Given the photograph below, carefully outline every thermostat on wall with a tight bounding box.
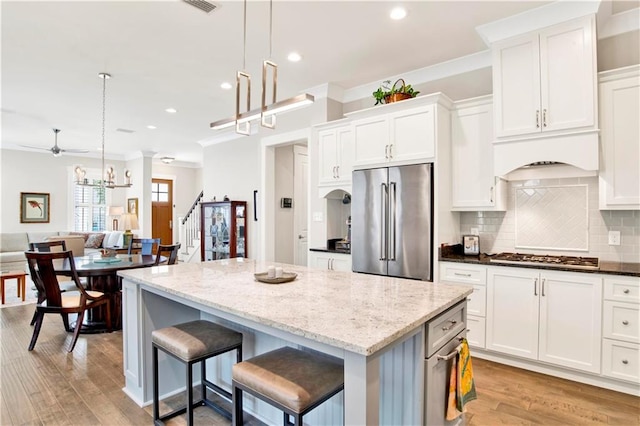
[281,198,292,208]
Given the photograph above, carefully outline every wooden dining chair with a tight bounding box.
[27,240,82,329]
[25,250,112,352]
[154,243,182,266]
[127,238,161,255]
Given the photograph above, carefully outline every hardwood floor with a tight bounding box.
[1,303,638,425]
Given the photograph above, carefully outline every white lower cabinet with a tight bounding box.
[602,276,640,383]
[439,262,487,349]
[308,251,352,272]
[487,266,602,373]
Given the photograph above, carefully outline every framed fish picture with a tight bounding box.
[20,192,50,223]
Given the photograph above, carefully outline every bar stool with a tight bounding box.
[152,320,242,425]
[232,346,344,425]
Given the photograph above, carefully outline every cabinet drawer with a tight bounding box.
[440,263,486,285]
[604,301,639,343]
[467,285,486,317]
[602,339,640,383]
[604,277,640,304]
[466,315,486,349]
[425,302,466,358]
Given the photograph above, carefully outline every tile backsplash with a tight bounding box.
[459,176,640,263]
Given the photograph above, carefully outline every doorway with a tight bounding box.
[151,178,173,244]
[293,145,308,265]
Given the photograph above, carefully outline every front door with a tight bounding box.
[152,178,173,244]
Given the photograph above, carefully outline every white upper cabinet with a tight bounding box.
[451,97,506,211]
[598,65,640,210]
[493,15,596,139]
[349,96,447,169]
[388,105,435,163]
[318,124,354,187]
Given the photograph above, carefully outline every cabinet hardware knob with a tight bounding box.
[541,278,546,297]
[543,109,547,127]
[536,110,540,128]
[534,278,538,296]
[454,272,472,277]
[623,289,630,294]
[490,186,494,203]
[389,144,393,158]
[384,145,389,159]
[622,359,629,365]
[336,165,340,178]
[622,320,629,325]
[467,298,472,301]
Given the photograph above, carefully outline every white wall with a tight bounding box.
[0,149,202,241]
[0,149,127,233]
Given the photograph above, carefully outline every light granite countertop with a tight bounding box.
[118,258,472,356]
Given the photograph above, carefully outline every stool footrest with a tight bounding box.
[204,379,232,401]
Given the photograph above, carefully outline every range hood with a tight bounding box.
[493,130,599,177]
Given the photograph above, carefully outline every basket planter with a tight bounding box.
[374,78,419,105]
[385,92,413,103]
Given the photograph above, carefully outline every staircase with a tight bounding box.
[178,190,203,263]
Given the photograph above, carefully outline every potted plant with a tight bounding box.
[373,78,420,105]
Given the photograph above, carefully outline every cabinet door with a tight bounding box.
[389,105,435,162]
[336,127,354,183]
[318,129,339,185]
[331,254,352,272]
[308,252,330,270]
[451,102,501,209]
[539,16,595,133]
[493,33,541,138]
[599,70,640,209]
[353,116,388,167]
[486,267,539,359]
[538,272,602,373]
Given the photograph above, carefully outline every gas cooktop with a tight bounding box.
[488,252,600,270]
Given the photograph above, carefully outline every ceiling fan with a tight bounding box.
[21,128,89,157]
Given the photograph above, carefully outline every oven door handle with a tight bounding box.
[435,336,466,362]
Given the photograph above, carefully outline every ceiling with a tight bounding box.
[2,0,564,167]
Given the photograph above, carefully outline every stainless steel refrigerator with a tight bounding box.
[352,163,433,281]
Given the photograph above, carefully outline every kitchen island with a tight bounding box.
[118,258,472,425]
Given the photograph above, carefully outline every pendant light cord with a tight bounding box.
[242,0,247,70]
[101,74,106,188]
[269,0,273,59]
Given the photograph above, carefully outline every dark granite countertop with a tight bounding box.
[439,244,640,278]
[310,247,351,255]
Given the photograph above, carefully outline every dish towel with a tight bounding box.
[446,338,478,421]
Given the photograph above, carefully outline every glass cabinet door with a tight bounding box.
[201,201,247,261]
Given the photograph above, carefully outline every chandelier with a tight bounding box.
[75,72,132,189]
[210,0,314,134]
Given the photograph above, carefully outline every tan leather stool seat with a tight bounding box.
[152,320,243,425]
[152,320,242,361]
[232,346,343,424]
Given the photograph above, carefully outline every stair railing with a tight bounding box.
[180,190,204,255]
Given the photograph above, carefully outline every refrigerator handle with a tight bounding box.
[380,183,388,261]
[389,181,396,261]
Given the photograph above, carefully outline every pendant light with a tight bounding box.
[210,0,314,134]
[75,73,132,189]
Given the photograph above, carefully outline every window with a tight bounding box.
[74,179,106,232]
[152,181,169,202]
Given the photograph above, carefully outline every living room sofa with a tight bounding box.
[0,231,124,271]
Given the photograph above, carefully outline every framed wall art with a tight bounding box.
[20,192,50,223]
[127,197,138,217]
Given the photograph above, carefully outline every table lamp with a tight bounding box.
[120,213,139,249]
[108,206,124,231]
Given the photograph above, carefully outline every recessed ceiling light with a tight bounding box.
[287,52,302,62]
[220,82,232,90]
[165,108,177,113]
[147,125,157,129]
[390,7,407,20]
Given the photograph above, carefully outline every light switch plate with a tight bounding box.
[608,231,621,246]
[312,212,323,222]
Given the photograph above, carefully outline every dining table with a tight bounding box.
[55,253,163,332]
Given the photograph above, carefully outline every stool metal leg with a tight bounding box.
[201,360,207,404]
[232,383,243,426]
[187,361,194,425]
[153,345,160,423]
